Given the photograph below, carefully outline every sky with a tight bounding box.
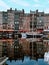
[0,0,49,13]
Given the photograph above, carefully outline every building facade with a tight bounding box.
[0,9,49,33]
[44,14,49,29]
[21,14,30,32]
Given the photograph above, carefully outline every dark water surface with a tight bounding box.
[1,38,49,65]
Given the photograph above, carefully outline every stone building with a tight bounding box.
[22,13,30,32]
[0,9,49,33]
[44,14,49,29]
[0,12,3,30]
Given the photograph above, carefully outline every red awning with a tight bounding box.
[19,30,23,32]
[19,30,27,32]
[37,29,43,32]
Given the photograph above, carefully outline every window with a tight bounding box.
[15,21,19,24]
[3,24,7,29]
[14,13,19,19]
[33,21,37,28]
[30,22,32,28]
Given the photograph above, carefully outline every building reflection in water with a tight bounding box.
[0,38,49,62]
